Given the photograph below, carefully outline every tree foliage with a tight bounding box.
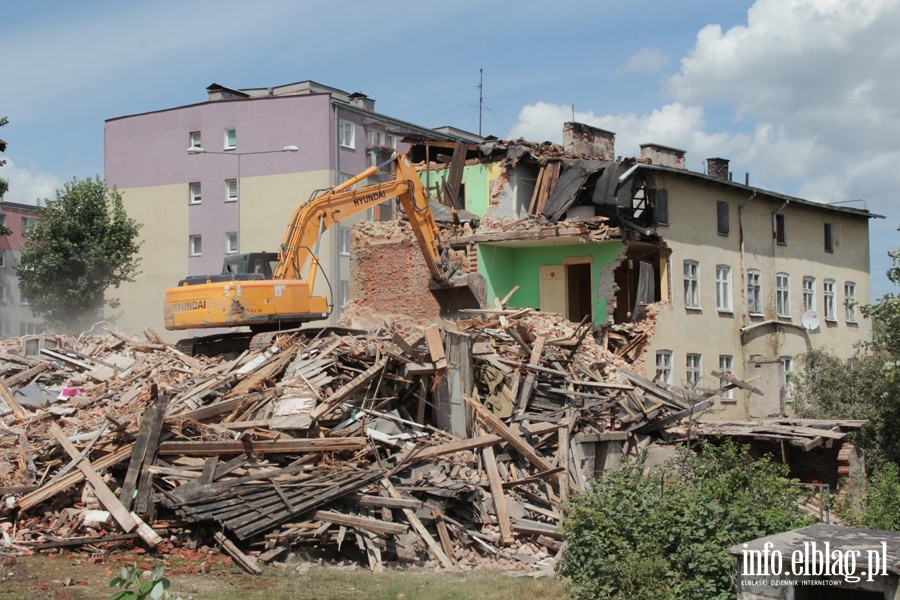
[0,116,10,235]
[16,176,142,331]
[861,234,900,356]
[559,441,813,600]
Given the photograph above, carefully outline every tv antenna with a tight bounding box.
[478,67,483,137]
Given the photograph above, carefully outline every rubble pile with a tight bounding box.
[0,313,702,573]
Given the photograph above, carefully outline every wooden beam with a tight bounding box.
[381,478,454,569]
[0,379,27,420]
[157,437,367,456]
[482,443,514,545]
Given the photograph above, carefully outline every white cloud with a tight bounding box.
[1,159,62,206]
[626,48,669,74]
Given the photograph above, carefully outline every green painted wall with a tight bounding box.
[418,164,493,217]
[479,241,625,324]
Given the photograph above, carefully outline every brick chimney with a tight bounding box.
[563,122,615,160]
[640,143,687,169]
[706,157,731,181]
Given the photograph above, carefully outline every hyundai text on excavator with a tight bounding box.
[163,153,485,353]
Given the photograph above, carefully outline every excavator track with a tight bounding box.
[176,326,368,357]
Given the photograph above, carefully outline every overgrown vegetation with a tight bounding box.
[558,441,814,600]
[16,175,142,331]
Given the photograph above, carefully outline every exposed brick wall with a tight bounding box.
[563,122,615,160]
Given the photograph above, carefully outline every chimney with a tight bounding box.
[706,157,731,181]
[348,92,375,111]
[640,143,687,170]
[563,122,615,160]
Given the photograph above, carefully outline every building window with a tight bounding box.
[0,249,5,268]
[747,269,762,314]
[226,179,238,202]
[20,322,44,336]
[824,222,834,253]
[716,201,729,236]
[654,189,668,225]
[190,131,201,149]
[655,350,673,386]
[189,182,201,204]
[802,276,816,312]
[824,279,836,321]
[339,120,355,149]
[387,134,398,148]
[719,355,734,401]
[845,281,857,323]
[340,280,350,308]
[226,232,238,254]
[21,294,29,306]
[0,285,5,304]
[686,353,702,388]
[683,260,700,309]
[715,265,732,313]
[189,235,202,256]
[340,227,351,256]
[776,272,791,317]
[774,213,786,245]
[224,128,236,150]
[0,214,6,230]
[782,357,794,402]
[21,217,38,235]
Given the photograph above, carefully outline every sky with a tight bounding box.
[1,0,898,298]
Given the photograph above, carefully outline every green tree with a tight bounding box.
[0,116,10,235]
[861,233,900,356]
[17,176,142,331]
[559,441,812,600]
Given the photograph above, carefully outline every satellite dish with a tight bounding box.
[801,310,821,331]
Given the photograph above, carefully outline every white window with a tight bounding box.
[782,357,794,402]
[190,131,201,149]
[776,273,791,317]
[226,179,238,202]
[824,279,836,321]
[802,276,816,313]
[367,129,384,147]
[226,232,238,254]
[339,120,355,149]
[340,227,351,256]
[747,269,762,314]
[340,280,350,308]
[0,249,5,268]
[189,235,202,256]
[715,265,732,313]
[719,355,734,401]
[655,351,673,385]
[683,260,700,309]
[189,182,201,204]
[686,354,702,388]
[387,134,398,148]
[845,282,857,323]
[224,128,236,150]
[21,217,38,235]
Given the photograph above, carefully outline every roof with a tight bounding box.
[635,163,884,220]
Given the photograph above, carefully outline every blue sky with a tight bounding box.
[2,0,898,297]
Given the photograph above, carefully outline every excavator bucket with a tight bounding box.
[429,272,487,319]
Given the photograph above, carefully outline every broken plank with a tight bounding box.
[310,358,389,421]
[157,437,367,456]
[214,532,260,575]
[381,478,454,569]
[0,379,27,420]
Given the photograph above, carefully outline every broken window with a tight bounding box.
[715,265,732,313]
[747,269,762,314]
[802,276,815,312]
[824,279,836,321]
[716,201,729,235]
[686,353,702,388]
[224,127,236,150]
[776,273,791,317]
[655,351,673,386]
[773,213,786,245]
[654,189,669,225]
[844,281,857,323]
[719,355,734,400]
[683,260,700,309]
[824,222,834,252]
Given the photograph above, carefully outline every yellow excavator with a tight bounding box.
[164,153,485,352]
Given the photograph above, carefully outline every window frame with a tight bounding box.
[225,232,238,255]
[189,235,202,257]
[774,213,786,245]
[844,281,857,323]
[0,249,5,269]
[189,182,201,205]
[776,272,791,318]
[683,259,700,310]
[718,355,734,401]
[715,264,732,313]
[747,269,762,315]
[224,128,236,150]
[0,285,5,304]
[654,189,669,225]
[340,227,351,256]
[686,353,702,388]
[782,356,794,402]
[226,179,238,203]
[824,222,834,253]
[339,119,355,149]
[340,280,350,308]
[655,350,673,386]
[823,279,836,321]
[190,131,201,149]
[802,276,816,313]
[716,201,729,236]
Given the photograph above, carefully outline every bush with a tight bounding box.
[558,441,813,600]
[837,463,900,531]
